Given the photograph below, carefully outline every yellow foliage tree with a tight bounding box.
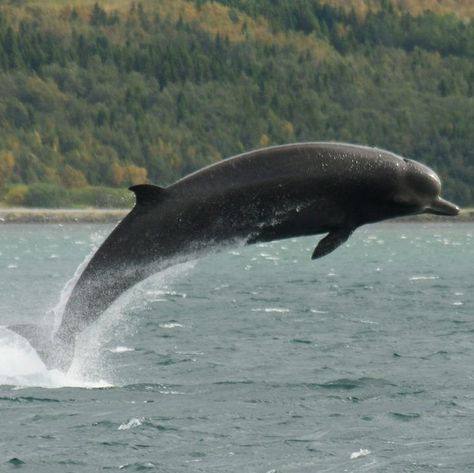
[62,165,88,188]
[123,165,148,185]
[111,162,125,186]
[281,121,294,138]
[4,185,28,206]
[111,162,148,186]
[259,133,270,147]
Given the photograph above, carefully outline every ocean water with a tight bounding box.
[0,222,473,472]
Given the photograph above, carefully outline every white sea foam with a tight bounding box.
[158,389,185,395]
[409,275,439,281]
[264,255,280,260]
[108,346,135,353]
[176,350,204,356]
[350,448,371,459]
[159,323,184,329]
[146,288,186,299]
[118,417,144,430]
[252,307,290,313]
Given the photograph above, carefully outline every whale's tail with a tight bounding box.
[7,324,74,372]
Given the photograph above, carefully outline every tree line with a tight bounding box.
[0,0,473,207]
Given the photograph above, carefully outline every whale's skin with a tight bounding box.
[9,143,459,370]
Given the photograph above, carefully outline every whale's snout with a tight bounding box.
[426,197,460,216]
[403,159,459,217]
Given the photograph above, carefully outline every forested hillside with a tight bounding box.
[322,0,474,19]
[0,0,473,207]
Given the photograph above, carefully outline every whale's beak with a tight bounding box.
[426,197,460,216]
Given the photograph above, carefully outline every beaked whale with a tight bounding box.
[8,142,459,371]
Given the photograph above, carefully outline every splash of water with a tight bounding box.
[0,260,196,388]
[0,327,111,388]
[68,261,197,383]
[0,233,106,388]
[50,235,102,331]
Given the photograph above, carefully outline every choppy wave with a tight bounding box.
[108,346,135,353]
[409,275,439,281]
[118,417,144,430]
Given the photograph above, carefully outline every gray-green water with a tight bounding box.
[0,222,473,472]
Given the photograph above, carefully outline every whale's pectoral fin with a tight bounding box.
[129,184,166,206]
[311,228,354,260]
[8,324,74,372]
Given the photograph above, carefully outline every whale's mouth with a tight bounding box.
[426,197,460,216]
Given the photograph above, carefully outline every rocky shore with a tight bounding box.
[0,207,473,224]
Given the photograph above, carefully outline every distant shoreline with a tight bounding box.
[0,207,473,224]
[0,208,129,224]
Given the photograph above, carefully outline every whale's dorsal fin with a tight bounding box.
[129,184,166,206]
[312,227,354,260]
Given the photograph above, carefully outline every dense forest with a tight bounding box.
[0,0,473,207]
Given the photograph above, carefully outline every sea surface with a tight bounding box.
[0,222,473,472]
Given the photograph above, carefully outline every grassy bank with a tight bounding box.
[1,184,134,209]
[0,207,128,223]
